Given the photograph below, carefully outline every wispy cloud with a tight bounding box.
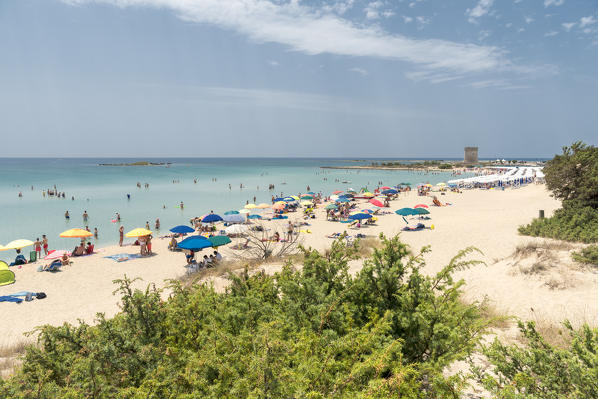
[580,16,597,28]
[466,0,494,24]
[544,0,564,7]
[544,30,559,37]
[562,22,576,32]
[348,67,369,76]
[267,60,280,67]
[364,1,394,20]
[63,0,514,79]
[467,79,530,90]
[524,16,534,24]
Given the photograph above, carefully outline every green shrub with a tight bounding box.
[572,245,598,266]
[475,321,598,398]
[518,205,598,243]
[438,164,453,169]
[0,235,488,398]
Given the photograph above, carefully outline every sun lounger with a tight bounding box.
[0,261,16,286]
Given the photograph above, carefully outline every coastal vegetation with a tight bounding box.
[519,142,598,243]
[369,160,458,169]
[98,161,171,166]
[0,236,490,397]
[572,245,598,266]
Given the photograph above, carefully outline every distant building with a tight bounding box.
[464,147,478,164]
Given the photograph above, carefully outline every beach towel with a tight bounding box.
[0,296,23,303]
[104,253,142,262]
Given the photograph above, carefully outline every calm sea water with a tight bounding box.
[0,158,465,261]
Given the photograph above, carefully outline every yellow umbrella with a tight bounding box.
[239,209,251,214]
[363,192,375,197]
[257,203,271,209]
[300,200,313,206]
[244,203,257,209]
[436,182,446,187]
[4,239,34,250]
[125,228,152,238]
[290,195,300,201]
[60,228,93,238]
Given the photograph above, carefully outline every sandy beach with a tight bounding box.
[5,183,596,349]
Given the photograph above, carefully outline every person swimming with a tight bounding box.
[65,210,70,219]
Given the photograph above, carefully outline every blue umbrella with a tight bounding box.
[202,214,223,223]
[339,193,353,198]
[224,210,239,215]
[395,208,418,216]
[248,214,262,219]
[177,236,212,251]
[307,191,315,195]
[283,197,295,202]
[169,225,195,234]
[382,189,398,195]
[336,198,350,203]
[413,208,430,215]
[273,197,285,202]
[348,213,372,220]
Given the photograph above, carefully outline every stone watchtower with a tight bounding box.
[464,147,478,164]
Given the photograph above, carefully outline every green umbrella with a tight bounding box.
[413,208,430,215]
[208,236,232,247]
[325,204,338,210]
[395,208,418,216]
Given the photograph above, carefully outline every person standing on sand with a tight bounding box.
[119,226,124,246]
[42,235,48,255]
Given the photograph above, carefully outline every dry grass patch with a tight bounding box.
[0,341,28,378]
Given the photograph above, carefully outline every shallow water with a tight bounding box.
[0,158,464,262]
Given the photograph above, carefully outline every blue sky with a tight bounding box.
[1,0,596,158]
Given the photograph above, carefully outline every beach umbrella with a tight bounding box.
[273,197,285,202]
[413,208,430,215]
[325,204,338,210]
[363,192,375,198]
[332,190,343,195]
[300,200,313,206]
[361,209,374,214]
[2,239,34,250]
[225,224,249,235]
[300,195,313,200]
[380,186,390,190]
[369,199,384,207]
[178,235,212,251]
[169,225,195,234]
[248,214,262,219]
[208,235,232,247]
[330,194,339,200]
[272,202,286,210]
[400,182,411,186]
[307,192,315,195]
[395,208,417,216]
[223,214,246,223]
[290,195,300,200]
[340,193,354,198]
[44,250,71,260]
[414,204,429,209]
[244,203,257,209]
[60,228,93,238]
[347,188,356,193]
[348,213,372,221]
[257,203,271,209]
[425,184,433,187]
[202,214,223,223]
[239,209,251,214]
[382,189,398,195]
[125,228,153,238]
[224,210,240,215]
[283,197,295,202]
[436,182,447,187]
[336,198,349,203]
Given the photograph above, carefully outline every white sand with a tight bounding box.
[4,183,595,348]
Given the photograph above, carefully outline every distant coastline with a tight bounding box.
[98,161,172,166]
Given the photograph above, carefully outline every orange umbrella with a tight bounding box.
[272,202,286,210]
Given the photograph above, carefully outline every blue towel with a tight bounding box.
[0,296,23,303]
[104,253,142,262]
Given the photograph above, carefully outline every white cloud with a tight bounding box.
[466,0,494,24]
[467,79,530,90]
[478,30,491,41]
[544,30,558,37]
[524,16,534,24]
[580,16,597,28]
[544,0,564,7]
[406,70,463,84]
[505,22,513,28]
[322,0,355,15]
[402,15,413,23]
[268,60,280,67]
[62,0,550,84]
[562,22,576,32]
[349,67,369,76]
[364,1,394,20]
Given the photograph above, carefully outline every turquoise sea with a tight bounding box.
[0,158,464,262]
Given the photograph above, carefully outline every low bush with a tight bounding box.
[0,235,488,398]
[518,205,598,243]
[572,245,598,266]
[475,321,598,398]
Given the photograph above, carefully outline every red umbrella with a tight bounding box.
[380,186,391,190]
[44,250,71,260]
[414,204,429,209]
[332,190,343,194]
[369,199,384,207]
